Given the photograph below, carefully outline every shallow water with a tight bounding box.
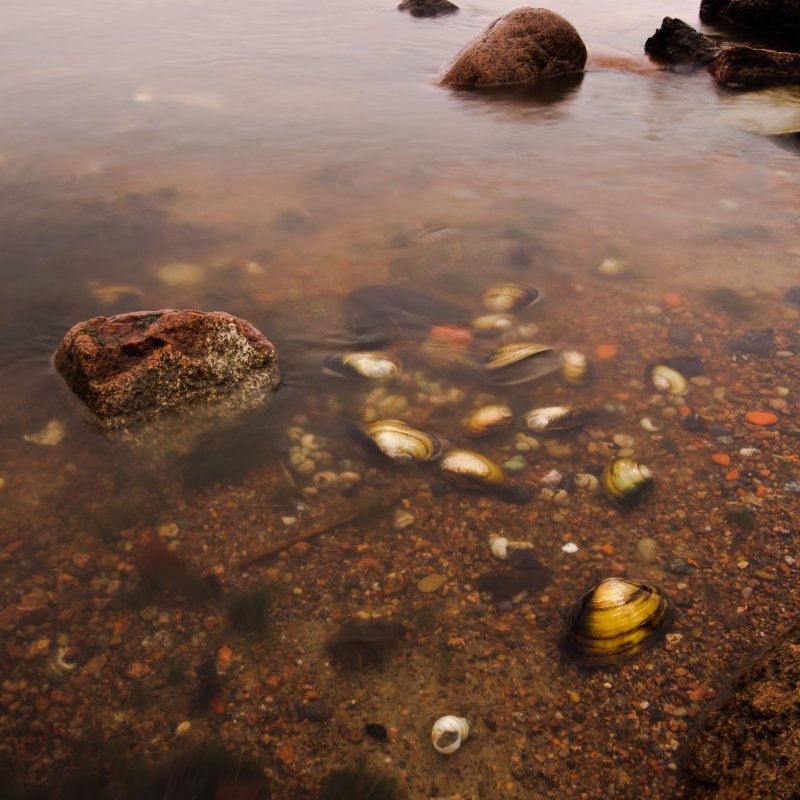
[1,1,799,797]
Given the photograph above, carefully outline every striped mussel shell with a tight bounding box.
[323,351,402,380]
[481,283,543,314]
[601,457,654,507]
[561,577,672,667]
[483,342,562,386]
[358,419,441,462]
[440,449,506,488]
[645,364,688,395]
[517,406,597,433]
[463,404,514,437]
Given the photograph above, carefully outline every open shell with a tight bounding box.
[646,364,688,395]
[561,577,672,666]
[601,457,654,507]
[431,715,471,755]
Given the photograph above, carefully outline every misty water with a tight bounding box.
[1,1,798,798]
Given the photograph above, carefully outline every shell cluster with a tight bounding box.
[561,578,672,667]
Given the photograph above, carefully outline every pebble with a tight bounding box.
[637,538,659,563]
[175,721,191,736]
[394,510,415,530]
[417,574,445,593]
[562,542,579,554]
[776,386,789,397]
[613,434,634,449]
[502,454,528,473]
[158,522,180,539]
[156,261,205,286]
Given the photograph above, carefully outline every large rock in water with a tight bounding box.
[398,0,458,18]
[440,7,587,89]
[54,309,280,429]
[644,17,721,66]
[680,617,800,799]
[709,46,800,88]
[700,0,800,37]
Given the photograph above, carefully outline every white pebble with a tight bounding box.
[561,542,579,554]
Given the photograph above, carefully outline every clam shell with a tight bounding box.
[481,283,543,314]
[440,449,506,487]
[601,457,654,507]
[464,404,513,437]
[471,313,515,334]
[561,577,672,666]
[483,343,562,386]
[323,351,402,380]
[431,715,470,755]
[646,364,688,395]
[560,350,592,385]
[359,420,442,462]
[517,406,596,433]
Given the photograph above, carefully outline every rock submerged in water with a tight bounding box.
[440,7,587,89]
[398,0,458,18]
[700,0,800,38]
[681,617,800,799]
[54,309,280,429]
[644,17,721,66]
[709,46,800,89]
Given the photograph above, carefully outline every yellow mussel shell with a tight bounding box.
[561,577,672,667]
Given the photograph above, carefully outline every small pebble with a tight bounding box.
[175,721,191,736]
[417,573,445,593]
[562,542,579,554]
[637,537,659,563]
[502,454,528,474]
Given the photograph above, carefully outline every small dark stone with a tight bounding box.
[724,505,757,531]
[668,324,695,346]
[398,0,458,18]
[665,558,690,575]
[496,483,533,505]
[475,567,552,602]
[731,328,774,356]
[710,423,733,438]
[644,17,720,66]
[326,618,407,668]
[507,547,544,570]
[364,723,388,740]
[296,701,333,723]
[665,355,705,377]
[784,286,800,307]
[682,413,709,433]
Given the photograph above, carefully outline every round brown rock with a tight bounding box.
[54,309,280,428]
[440,7,587,89]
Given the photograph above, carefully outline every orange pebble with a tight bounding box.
[711,453,731,467]
[744,411,778,426]
[596,344,618,360]
[600,544,615,555]
[663,291,683,307]
[678,405,692,417]
[725,469,740,481]
[756,485,767,498]
[429,324,473,345]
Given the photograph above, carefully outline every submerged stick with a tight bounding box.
[239,490,410,569]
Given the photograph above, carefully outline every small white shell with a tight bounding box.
[431,715,470,755]
[573,473,600,492]
[640,417,663,433]
[489,536,509,561]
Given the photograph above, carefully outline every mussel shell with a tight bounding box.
[440,449,506,487]
[357,419,442,462]
[561,577,672,667]
[471,313,516,335]
[645,364,688,395]
[560,350,592,385]
[483,343,562,386]
[323,351,402,380]
[516,406,597,433]
[464,404,514,437]
[481,283,543,314]
[601,457,654,507]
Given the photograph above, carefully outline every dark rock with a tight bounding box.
[784,286,800,307]
[54,309,279,429]
[326,618,406,668]
[665,355,705,377]
[644,17,721,66]
[682,413,709,433]
[364,722,389,740]
[730,327,774,355]
[398,0,458,18]
[475,567,552,602]
[700,0,800,38]
[440,7,587,89]
[295,701,333,723]
[681,616,800,799]
[709,46,800,89]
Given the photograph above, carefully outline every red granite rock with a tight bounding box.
[54,309,280,428]
[440,7,587,88]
